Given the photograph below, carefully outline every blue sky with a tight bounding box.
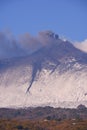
[0,0,87,41]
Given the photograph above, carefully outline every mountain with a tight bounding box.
[0,31,87,108]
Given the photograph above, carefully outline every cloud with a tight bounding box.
[0,31,25,59]
[19,33,41,53]
[2,30,87,60]
[0,30,60,59]
[74,39,87,53]
[0,31,43,59]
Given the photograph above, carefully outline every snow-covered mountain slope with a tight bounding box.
[0,31,87,108]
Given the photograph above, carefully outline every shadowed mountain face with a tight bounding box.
[26,38,87,91]
[0,31,87,108]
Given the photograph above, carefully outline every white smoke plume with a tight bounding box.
[74,39,87,53]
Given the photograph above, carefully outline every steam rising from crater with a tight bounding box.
[0,30,59,59]
[0,30,87,59]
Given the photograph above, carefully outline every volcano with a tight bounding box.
[0,31,87,108]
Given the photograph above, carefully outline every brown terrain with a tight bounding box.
[0,105,87,130]
[0,119,87,130]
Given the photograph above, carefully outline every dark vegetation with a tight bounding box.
[0,105,87,120]
[0,105,87,130]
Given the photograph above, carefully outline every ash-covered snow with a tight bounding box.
[0,31,87,108]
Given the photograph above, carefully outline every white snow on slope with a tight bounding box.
[0,64,87,108]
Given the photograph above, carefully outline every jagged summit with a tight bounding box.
[38,30,59,39]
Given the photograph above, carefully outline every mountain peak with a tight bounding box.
[38,30,59,40]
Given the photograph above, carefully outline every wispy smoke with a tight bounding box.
[19,33,41,53]
[74,39,87,53]
[0,30,59,59]
[1,30,87,59]
[0,31,42,59]
[0,31,24,59]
